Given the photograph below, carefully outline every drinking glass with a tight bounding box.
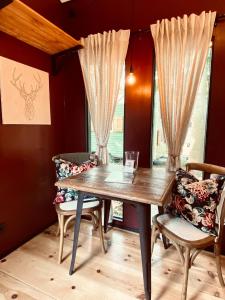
[125,151,140,171]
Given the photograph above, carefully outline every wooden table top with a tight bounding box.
[55,165,175,206]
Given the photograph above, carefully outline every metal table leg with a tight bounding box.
[69,191,84,275]
[104,199,111,233]
[136,203,151,300]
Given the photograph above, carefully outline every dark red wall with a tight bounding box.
[125,32,153,168]
[62,54,87,152]
[0,1,88,258]
[0,32,61,257]
[205,22,225,165]
[62,0,225,37]
[21,0,65,28]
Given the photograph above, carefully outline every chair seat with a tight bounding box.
[59,199,100,211]
[155,214,214,242]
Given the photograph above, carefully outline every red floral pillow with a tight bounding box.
[71,160,97,175]
[53,158,97,204]
[167,168,225,235]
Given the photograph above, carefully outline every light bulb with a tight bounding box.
[127,72,136,85]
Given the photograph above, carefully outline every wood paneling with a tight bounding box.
[0,0,81,54]
[125,32,153,169]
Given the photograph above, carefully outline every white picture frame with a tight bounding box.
[0,56,51,125]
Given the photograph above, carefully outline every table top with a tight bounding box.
[55,165,175,206]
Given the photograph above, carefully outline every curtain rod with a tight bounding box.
[131,13,225,34]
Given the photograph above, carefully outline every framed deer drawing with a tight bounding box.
[0,56,51,124]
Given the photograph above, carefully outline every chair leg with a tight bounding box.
[92,211,99,231]
[151,224,159,257]
[158,206,170,249]
[173,242,185,265]
[215,244,225,287]
[64,215,76,234]
[90,212,99,235]
[98,208,107,253]
[56,213,60,236]
[182,247,191,300]
[58,214,64,264]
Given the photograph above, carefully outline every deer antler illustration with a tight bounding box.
[10,68,42,120]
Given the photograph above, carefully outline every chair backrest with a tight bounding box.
[52,152,98,204]
[186,162,225,241]
[52,152,90,164]
[52,152,100,166]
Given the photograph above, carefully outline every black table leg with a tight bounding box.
[136,203,151,300]
[69,191,84,275]
[104,199,111,233]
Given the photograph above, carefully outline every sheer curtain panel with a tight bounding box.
[78,30,130,164]
[151,11,216,171]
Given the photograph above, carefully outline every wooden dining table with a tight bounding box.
[55,164,175,300]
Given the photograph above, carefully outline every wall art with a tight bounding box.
[0,56,51,124]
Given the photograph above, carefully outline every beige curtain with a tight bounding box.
[151,11,216,171]
[78,30,130,164]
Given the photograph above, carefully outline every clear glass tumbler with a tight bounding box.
[125,151,140,170]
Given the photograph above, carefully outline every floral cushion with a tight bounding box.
[166,168,225,235]
[53,158,97,204]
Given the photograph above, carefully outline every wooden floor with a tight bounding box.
[0,221,225,300]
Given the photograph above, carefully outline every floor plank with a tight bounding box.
[0,271,55,300]
[0,221,225,300]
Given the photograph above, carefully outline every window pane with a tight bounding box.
[88,67,125,220]
[152,48,212,167]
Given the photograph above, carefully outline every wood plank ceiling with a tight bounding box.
[0,0,82,54]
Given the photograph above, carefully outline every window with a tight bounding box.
[152,48,212,167]
[88,68,125,220]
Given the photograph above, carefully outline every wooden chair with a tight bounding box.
[151,162,225,300]
[52,152,106,264]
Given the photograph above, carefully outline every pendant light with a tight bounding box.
[127,0,136,85]
[127,64,136,85]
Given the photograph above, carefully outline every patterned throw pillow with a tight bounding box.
[53,158,97,204]
[167,168,225,235]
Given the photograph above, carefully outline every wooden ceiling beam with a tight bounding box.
[0,0,82,55]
